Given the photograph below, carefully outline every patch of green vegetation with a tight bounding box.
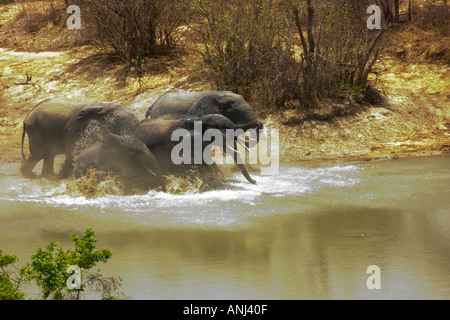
[0,228,122,300]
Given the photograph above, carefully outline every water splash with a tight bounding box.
[4,157,447,228]
[0,164,362,204]
[66,168,124,198]
[164,175,207,194]
[0,163,364,229]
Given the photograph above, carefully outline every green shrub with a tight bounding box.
[0,251,25,300]
[0,229,121,300]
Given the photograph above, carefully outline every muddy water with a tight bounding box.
[0,156,449,300]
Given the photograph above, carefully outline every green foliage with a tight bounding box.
[0,229,118,300]
[0,250,19,268]
[21,228,112,299]
[0,275,25,300]
[0,250,25,300]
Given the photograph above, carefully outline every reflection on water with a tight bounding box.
[0,156,449,299]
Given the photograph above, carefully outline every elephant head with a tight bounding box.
[178,114,261,184]
[145,90,264,151]
[75,133,166,193]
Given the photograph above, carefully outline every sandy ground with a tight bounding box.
[270,57,450,163]
[0,4,449,167]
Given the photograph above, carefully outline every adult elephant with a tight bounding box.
[20,99,139,179]
[144,90,264,148]
[60,102,139,178]
[133,114,260,184]
[74,133,166,193]
[20,99,84,178]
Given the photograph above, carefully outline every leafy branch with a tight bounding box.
[0,228,121,300]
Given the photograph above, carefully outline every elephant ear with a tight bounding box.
[202,114,236,130]
[76,105,105,120]
[179,117,198,130]
[75,103,123,120]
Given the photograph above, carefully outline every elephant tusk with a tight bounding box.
[237,137,251,152]
[147,168,157,177]
[226,143,241,154]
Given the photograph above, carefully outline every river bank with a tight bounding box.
[1,48,449,168]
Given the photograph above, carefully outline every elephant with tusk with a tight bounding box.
[144,90,264,150]
[133,114,260,184]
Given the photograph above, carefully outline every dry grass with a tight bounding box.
[382,2,450,65]
[0,0,92,51]
[12,0,65,33]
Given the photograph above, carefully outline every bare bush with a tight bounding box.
[85,0,188,62]
[12,0,66,34]
[189,0,385,111]
[187,0,294,109]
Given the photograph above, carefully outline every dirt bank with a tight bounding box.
[268,57,450,163]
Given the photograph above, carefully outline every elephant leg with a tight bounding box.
[158,177,167,192]
[58,154,74,179]
[140,153,166,191]
[73,164,85,180]
[20,154,41,178]
[41,155,55,178]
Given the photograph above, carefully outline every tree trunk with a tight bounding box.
[408,0,412,21]
[394,0,399,23]
[377,0,393,23]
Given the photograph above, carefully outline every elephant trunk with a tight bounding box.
[142,152,166,191]
[236,162,256,184]
[221,118,264,150]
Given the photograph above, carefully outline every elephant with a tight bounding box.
[74,133,166,193]
[144,90,264,148]
[20,99,139,179]
[20,99,85,178]
[60,102,140,178]
[132,114,260,184]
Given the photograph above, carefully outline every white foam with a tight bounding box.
[0,165,362,208]
[0,164,363,229]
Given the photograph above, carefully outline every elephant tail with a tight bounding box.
[21,122,26,162]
